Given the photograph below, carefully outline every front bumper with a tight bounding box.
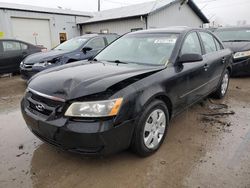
[232,58,250,76]
[21,98,135,156]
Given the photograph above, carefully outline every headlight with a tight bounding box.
[33,61,51,67]
[65,98,123,117]
[233,50,250,59]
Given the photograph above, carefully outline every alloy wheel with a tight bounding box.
[221,72,229,96]
[143,109,166,149]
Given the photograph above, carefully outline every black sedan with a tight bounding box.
[21,27,232,156]
[214,27,250,76]
[20,34,118,80]
[0,39,44,74]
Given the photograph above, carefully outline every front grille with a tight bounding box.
[23,64,33,70]
[26,91,64,118]
[29,101,52,116]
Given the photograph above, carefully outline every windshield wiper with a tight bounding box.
[107,60,128,64]
[223,40,250,42]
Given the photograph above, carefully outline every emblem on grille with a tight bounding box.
[35,103,45,112]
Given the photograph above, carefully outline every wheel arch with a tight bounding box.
[226,65,232,75]
[141,93,173,121]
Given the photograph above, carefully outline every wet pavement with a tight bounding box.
[0,76,249,188]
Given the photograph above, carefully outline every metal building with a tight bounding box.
[79,0,209,35]
[0,2,92,49]
[0,0,208,49]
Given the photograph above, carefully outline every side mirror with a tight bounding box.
[178,53,203,64]
[82,46,93,54]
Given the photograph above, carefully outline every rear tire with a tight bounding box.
[131,100,169,157]
[211,69,230,99]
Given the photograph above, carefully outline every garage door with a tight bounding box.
[11,18,52,49]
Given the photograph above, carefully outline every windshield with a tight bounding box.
[214,28,250,42]
[54,37,88,51]
[95,33,178,66]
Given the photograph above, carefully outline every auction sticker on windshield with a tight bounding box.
[154,38,177,44]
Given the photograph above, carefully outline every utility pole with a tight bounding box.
[98,0,100,11]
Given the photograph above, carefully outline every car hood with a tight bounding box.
[28,61,164,101]
[223,42,250,53]
[23,50,69,65]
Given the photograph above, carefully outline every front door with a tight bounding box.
[177,32,209,106]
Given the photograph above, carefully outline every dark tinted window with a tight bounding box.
[20,43,28,50]
[199,32,217,54]
[214,28,250,41]
[181,32,202,55]
[86,37,105,49]
[3,41,21,52]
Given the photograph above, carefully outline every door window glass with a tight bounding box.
[214,38,223,51]
[199,32,217,54]
[20,43,28,50]
[181,32,202,55]
[106,35,118,44]
[3,41,21,52]
[86,38,105,50]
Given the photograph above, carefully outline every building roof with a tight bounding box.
[81,0,209,24]
[0,2,92,17]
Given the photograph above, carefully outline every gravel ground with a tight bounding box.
[0,75,249,188]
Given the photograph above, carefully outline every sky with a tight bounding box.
[0,0,250,26]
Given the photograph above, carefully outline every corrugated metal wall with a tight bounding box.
[81,17,146,35]
[0,9,90,48]
[148,3,203,29]
[81,3,204,35]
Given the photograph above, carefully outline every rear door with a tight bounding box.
[20,42,30,59]
[198,32,229,91]
[0,40,23,74]
[0,41,4,73]
[177,31,209,106]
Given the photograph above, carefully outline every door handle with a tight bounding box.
[222,57,226,64]
[204,64,210,71]
[22,52,27,57]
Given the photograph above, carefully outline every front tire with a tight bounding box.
[131,100,169,157]
[212,69,230,99]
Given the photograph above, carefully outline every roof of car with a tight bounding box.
[0,38,36,44]
[129,26,198,34]
[214,26,250,31]
[79,33,118,38]
[0,39,44,48]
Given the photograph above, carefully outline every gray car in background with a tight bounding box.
[20,34,119,80]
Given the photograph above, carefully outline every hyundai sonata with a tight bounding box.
[21,27,232,156]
